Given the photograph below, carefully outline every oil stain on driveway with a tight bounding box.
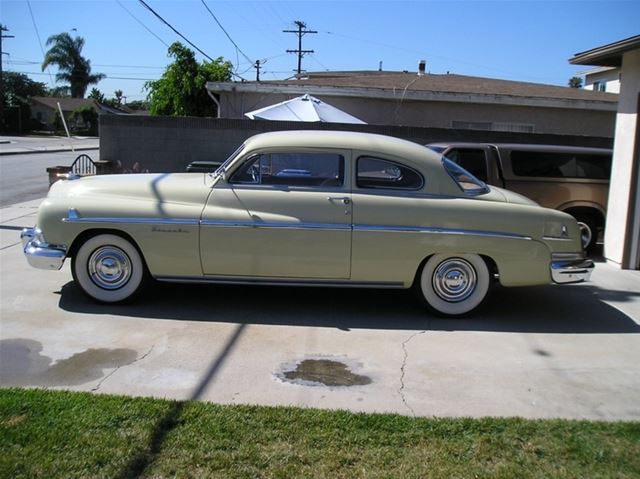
[0,338,140,388]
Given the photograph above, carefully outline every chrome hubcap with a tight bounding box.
[432,258,477,303]
[88,246,131,290]
[577,222,592,249]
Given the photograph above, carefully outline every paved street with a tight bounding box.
[0,149,99,207]
[1,198,640,420]
[0,135,99,154]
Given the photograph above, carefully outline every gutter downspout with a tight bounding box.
[206,89,221,118]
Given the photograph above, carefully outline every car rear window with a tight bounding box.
[510,151,612,180]
[356,157,424,190]
[442,148,489,182]
[442,158,489,196]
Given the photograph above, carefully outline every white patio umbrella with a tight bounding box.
[245,94,366,124]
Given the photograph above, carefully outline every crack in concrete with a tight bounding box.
[91,344,155,392]
[1,241,23,251]
[399,330,427,416]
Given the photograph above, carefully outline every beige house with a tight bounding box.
[571,34,640,270]
[207,70,618,137]
[31,97,99,128]
[30,97,127,130]
[580,66,622,94]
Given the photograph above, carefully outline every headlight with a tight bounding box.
[544,221,570,239]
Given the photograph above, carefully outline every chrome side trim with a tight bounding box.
[543,236,573,242]
[354,224,532,240]
[62,211,530,240]
[63,216,199,226]
[155,275,405,289]
[200,219,351,230]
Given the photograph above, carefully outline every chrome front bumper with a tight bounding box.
[21,227,67,271]
[551,254,595,284]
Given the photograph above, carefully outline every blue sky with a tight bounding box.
[2,0,638,101]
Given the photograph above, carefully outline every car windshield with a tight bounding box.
[442,157,489,196]
[212,144,246,179]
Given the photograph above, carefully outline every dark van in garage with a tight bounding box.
[426,143,612,251]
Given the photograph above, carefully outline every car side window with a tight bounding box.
[444,148,489,182]
[356,156,424,190]
[230,152,345,187]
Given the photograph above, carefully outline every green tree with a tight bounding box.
[2,72,49,132]
[3,72,48,104]
[88,88,106,103]
[114,89,124,106]
[42,32,106,98]
[568,76,583,89]
[69,105,98,135]
[126,100,150,111]
[145,42,232,117]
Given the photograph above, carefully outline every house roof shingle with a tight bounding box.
[255,71,618,103]
[207,71,618,112]
[31,96,99,112]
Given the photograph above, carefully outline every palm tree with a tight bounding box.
[42,33,105,98]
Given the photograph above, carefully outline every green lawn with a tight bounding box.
[1,388,639,478]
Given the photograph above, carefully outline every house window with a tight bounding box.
[592,81,606,92]
[492,122,535,133]
[452,120,534,133]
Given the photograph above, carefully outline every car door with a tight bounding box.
[200,149,352,279]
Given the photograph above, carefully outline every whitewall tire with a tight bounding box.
[72,234,146,303]
[419,253,490,317]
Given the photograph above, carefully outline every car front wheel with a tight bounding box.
[418,253,490,317]
[72,234,146,303]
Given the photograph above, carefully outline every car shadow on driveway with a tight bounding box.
[57,280,640,334]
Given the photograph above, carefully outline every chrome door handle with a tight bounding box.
[327,196,350,205]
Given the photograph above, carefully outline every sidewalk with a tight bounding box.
[0,135,99,156]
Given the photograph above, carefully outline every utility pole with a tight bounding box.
[254,59,262,82]
[283,21,317,76]
[1,25,15,129]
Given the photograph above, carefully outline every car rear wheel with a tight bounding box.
[72,234,146,303]
[418,253,490,317]
[574,215,599,252]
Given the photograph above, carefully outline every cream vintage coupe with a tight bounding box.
[22,131,594,316]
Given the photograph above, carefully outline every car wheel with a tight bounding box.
[418,253,490,317]
[72,234,146,303]
[575,215,599,252]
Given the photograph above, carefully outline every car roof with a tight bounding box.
[426,142,612,154]
[245,130,436,160]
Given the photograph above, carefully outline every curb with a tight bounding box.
[0,146,99,156]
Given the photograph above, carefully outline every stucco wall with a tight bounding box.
[99,115,612,174]
[219,91,616,137]
[604,48,640,268]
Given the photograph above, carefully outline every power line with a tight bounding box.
[137,0,245,81]
[199,0,252,65]
[6,59,165,70]
[11,71,158,81]
[138,0,213,60]
[26,0,54,87]
[116,0,169,48]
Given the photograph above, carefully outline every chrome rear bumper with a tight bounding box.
[21,227,67,270]
[551,255,594,284]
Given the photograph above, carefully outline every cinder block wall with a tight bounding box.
[100,115,613,173]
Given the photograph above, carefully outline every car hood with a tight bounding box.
[48,173,212,206]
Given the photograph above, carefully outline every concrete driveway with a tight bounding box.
[2,199,639,420]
